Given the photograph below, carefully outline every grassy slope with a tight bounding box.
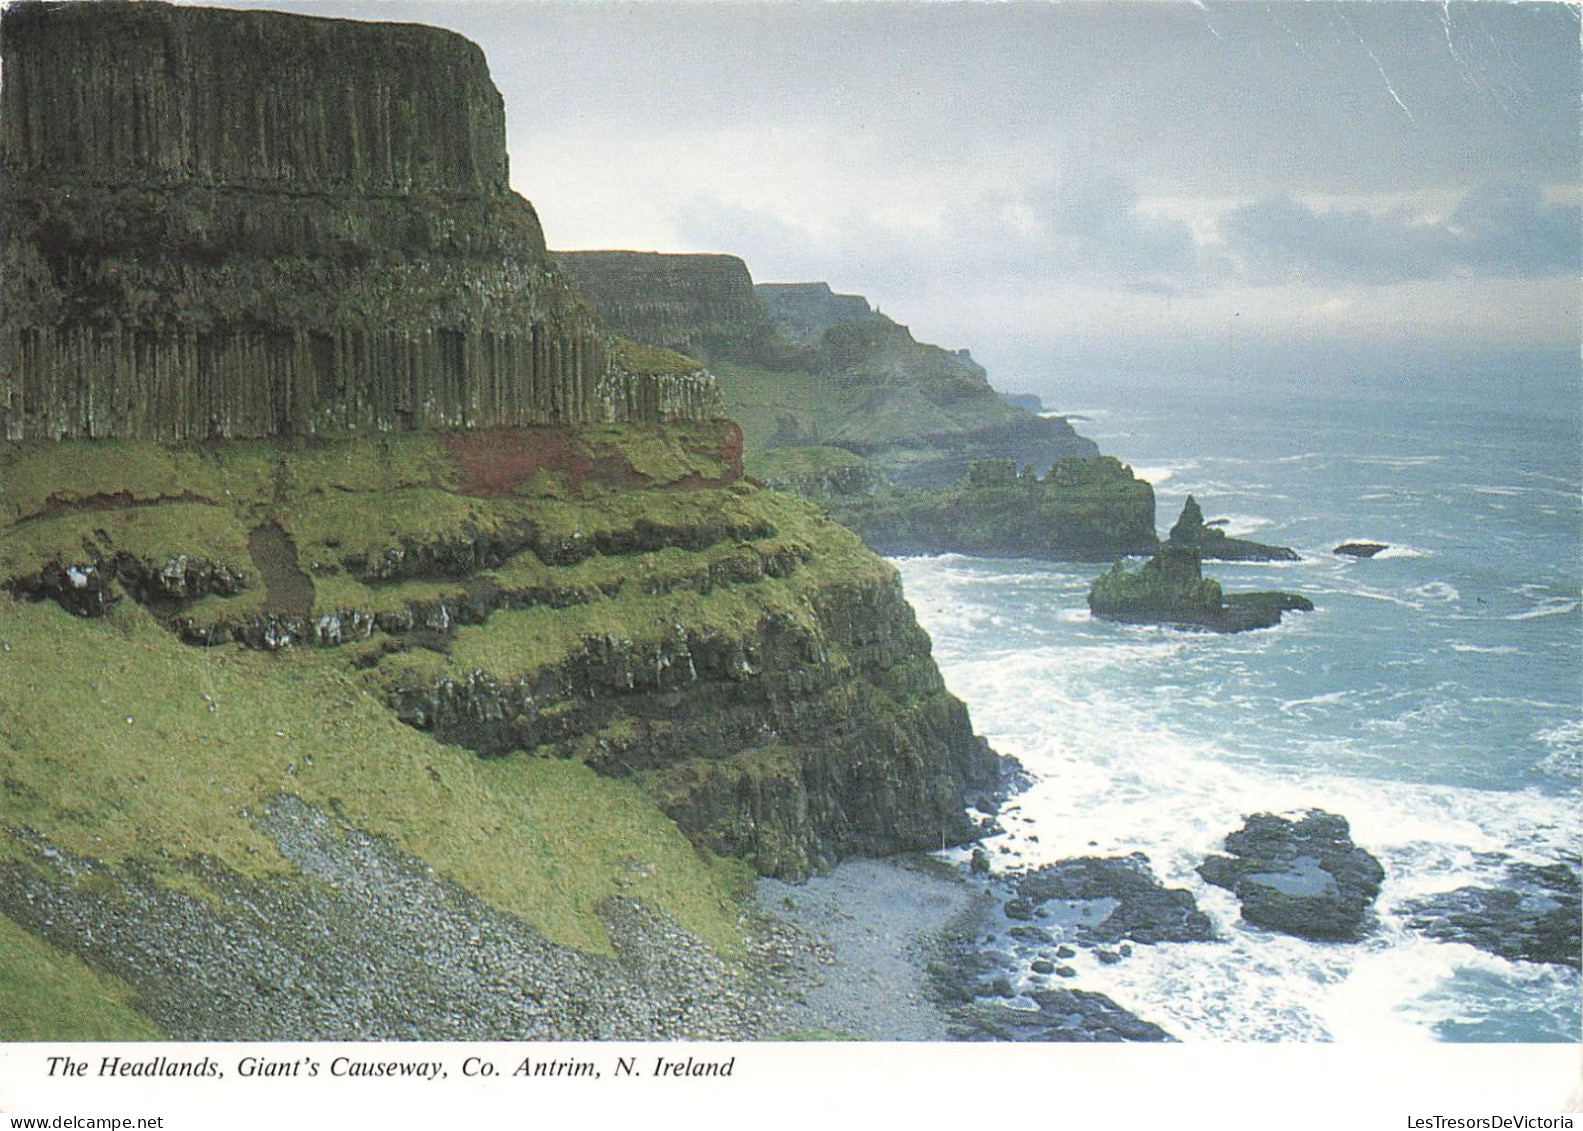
[0,594,751,957]
[0,428,817,1037]
[711,361,855,452]
[746,445,874,480]
[0,913,163,1041]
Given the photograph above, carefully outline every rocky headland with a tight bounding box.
[0,1,1004,1041]
[1088,545,1313,632]
[824,456,1160,562]
[554,260,1097,489]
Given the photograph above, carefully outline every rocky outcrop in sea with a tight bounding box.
[1198,811,1385,941]
[1089,545,1312,632]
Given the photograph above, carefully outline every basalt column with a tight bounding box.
[0,1,611,441]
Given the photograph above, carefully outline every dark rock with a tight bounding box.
[1334,542,1389,558]
[1168,495,1299,562]
[1401,860,1580,966]
[969,847,991,875]
[1198,811,1384,941]
[1011,853,1216,944]
[1054,966,1077,978]
[1006,925,1053,945]
[1095,949,1121,965]
[1089,546,1311,633]
[1054,945,1076,959]
[964,989,1172,1042]
[10,561,118,618]
[1030,958,1056,975]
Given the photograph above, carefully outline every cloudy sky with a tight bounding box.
[199,1,1579,396]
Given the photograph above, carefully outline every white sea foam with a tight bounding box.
[1207,513,1273,536]
[916,616,1577,1039]
[1506,600,1580,622]
[1411,581,1461,603]
[1041,408,1110,422]
[1279,690,1352,713]
[1375,545,1430,560]
[1356,454,1445,470]
[1533,720,1583,779]
[1347,587,1426,610]
[1131,465,1178,486]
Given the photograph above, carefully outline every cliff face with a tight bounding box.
[0,2,717,442]
[1,2,508,195]
[555,251,777,366]
[755,282,885,346]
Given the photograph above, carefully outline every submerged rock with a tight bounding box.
[1010,854,1216,945]
[1168,495,1299,562]
[1088,545,1312,633]
[963,989,1172,1042]
[1402,860,1580,967]
[1198,811,1384,941]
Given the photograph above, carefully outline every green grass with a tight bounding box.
[0,913,164,1041]
[573,423,732,485]
[308,574,470,619]
[611,338,704,377]
[0,594,750,954]
[0,432,883,972]
[710,361,859,451]
[430,580,815,680]
[0,439,278,526]
[747,445,873,479]
[282,487,531,575]
[0,501,253,580]
[279,432,461,496]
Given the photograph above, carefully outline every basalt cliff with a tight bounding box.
[0,1,719,441]
[0,2,998,1041]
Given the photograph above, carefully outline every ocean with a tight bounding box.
[897,375,1581,1042]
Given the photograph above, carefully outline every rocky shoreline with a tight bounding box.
[2,801,1184,1041]
[756,852,1181,1041]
